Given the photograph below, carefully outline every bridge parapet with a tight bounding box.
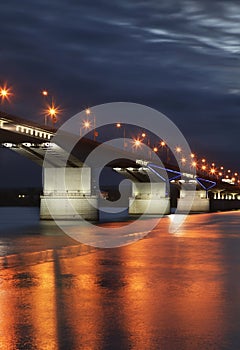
[0,112,53,141]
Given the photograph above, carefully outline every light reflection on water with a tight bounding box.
[0,208,240,349]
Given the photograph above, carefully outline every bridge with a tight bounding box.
[0,110,240,220]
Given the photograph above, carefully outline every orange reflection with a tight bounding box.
[0,268,16,348]
[54,250,103,349]
[119,215,226,349]
[31,262,58,349]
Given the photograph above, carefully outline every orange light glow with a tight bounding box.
[181,157,186,163]
[132,138,142,149]
[176,147,181,153]
[42,90,48,96]
[210,168,216,174]
[191,161,197,167]
[82,120,91,129]
[160,141,166,147]
[153,147,158,152]
[44,103,60,122]
[85,108,91,115]
[0,84,12,102]
[202,165,206,170]
[116,123,121,128]
[1,89,7,97]
[190,153,195,158]
[141,132,146,138]
[48,107,57,116]
[202,158,206,163]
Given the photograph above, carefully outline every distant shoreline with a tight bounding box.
[0,187,41,207]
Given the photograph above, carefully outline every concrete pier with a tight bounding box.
[177,189,210,213]
[129,182,170,215]
[40,167,98,220]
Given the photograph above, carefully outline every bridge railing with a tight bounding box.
[43,191,93,197]
[15,125,52,140]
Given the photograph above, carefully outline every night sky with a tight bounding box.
[0,0,239,187]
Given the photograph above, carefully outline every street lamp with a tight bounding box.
[45,103,60,126]
[84,107,98,141]
[210,168,216,175]
[42,90,48,97]
[0,84,12,103]
[191,161,197,168]
[132,138,142,150]
[181,157,186,165]
[85,108,91,115]
[80,119,92,137]
[159,140,169,162]
[141,132,151,146]
[116,123,127,149]
[176,146,181,153]
[175,147,182,164]
[41,90,60,126]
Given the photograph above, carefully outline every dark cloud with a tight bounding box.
[0,0,240,186]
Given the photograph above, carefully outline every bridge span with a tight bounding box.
[0,111,240,220]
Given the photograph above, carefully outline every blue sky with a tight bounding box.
[0,0,239,186]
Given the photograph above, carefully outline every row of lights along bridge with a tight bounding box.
[0,83,239,186]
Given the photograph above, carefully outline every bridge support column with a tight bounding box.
[129,183,170,215]
[40,167,98,220]
[177,190,210,213]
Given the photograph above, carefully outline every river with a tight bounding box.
[0,207,240,349]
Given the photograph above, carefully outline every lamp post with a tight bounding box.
[84,108,98,141]
[141,131,153,159]
[175,146,182,165]
[160,141,170,163]
[42,90,50,125]
[41,90,60,127]
[116,123,127,149]
[45,102,60,127]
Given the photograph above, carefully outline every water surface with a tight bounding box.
[0,208,240,349]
